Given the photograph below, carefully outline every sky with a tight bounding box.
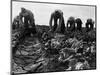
[12,1,96,27]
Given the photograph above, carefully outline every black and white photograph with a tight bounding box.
[11,0,96,75]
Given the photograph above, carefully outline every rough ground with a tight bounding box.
[11,26,96,75]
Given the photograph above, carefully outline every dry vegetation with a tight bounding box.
[11,25,96,75]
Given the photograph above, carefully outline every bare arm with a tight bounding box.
[49,14,54,29]
[19,13,23,23]
[59,14,63,27]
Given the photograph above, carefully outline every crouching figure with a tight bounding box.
[49,9,65,33]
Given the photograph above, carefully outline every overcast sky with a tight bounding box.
[12,1,96,27]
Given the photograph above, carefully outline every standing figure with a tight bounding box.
[67,17,75,31]
[75,18,82,31]
[49,10,65,33]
